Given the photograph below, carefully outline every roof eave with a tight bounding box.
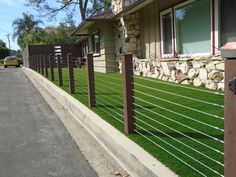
[115,0,154,18]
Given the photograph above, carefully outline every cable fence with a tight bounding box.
[27,53,224,177]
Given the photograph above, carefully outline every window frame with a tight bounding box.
[160,0,219,58]
[160,8,174,58]
[81,40,88,58]
[212,0,220,55]
[174,0,212,57]
[91,31,100,56]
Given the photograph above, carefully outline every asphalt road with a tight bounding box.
[0,66,98,177]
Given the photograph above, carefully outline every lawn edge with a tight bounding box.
[22,67,177,177]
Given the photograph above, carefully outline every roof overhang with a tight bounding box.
[115,0,154,18]
[71,21,94,36]
[71,11,115,36]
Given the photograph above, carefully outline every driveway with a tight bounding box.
[0,66,97,177]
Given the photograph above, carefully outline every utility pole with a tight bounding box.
[6,34,11,55]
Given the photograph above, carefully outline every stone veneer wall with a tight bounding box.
[127,57,225,91]
[114,12,141,59]
[117,56,225,91]
[112,0,140,14]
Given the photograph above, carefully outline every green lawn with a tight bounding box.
[44,67,224,177]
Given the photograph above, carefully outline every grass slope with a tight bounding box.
[45,67,224,177]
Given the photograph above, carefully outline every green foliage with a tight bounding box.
[18,28,47,49]
[12,13,44,49]
[0,40,10,59]
[12,13,77,49]
[42,23,77,45]
[88,0,112,16]
[26,0,112,21]
[15,21,77,49]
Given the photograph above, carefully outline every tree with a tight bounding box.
[19,28,47,49]
[43,23,77,44]
[16,22,77,48]
[12,13,44,48]
[0,40,10,59]
[26,0,112,21]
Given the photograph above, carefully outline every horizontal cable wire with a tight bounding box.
[93,59,120,62]
[133,96,224,144]
[133,91,224,132]
[134,118,223,176]
[95,78,123,94]
[134,76,224,96]
[134,109,224,166]
[134,128,208,177]
[96,96,124,118]
[95,83,123,101]
[94,65,120,68]
[134,90,224,120]
[134,102,224,155]
[94,66,120,70]
[134,82,224,108]
[95,87,124,112]
[96,73,122,83]
[95,100,124,124]
[95,81,123,95]
[94,76,123,89]
[78,86,124,124]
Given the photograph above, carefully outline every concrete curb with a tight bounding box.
[22,67,177,177]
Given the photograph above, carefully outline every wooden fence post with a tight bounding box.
[49,55,55,81]
[40,55,45,75]
[36,55,39,72]
[44,55,48,78]
[67,53,75,94]
[121,54,135,134]
[28,56,32,69]
[38,55,41,73]
[221,42,236,177]
[87,53,96,107]
[57,55,63,86]
[32,56,35,70]
[39,55,43,75]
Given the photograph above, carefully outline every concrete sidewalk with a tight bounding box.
[0,67,97,177]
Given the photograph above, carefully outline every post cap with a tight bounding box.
[221,42,236,59]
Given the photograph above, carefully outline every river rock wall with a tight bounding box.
[119,56,225,91]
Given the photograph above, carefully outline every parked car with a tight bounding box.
[4,56,20,68]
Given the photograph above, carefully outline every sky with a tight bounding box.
[0,0,82,50]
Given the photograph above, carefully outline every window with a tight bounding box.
[220,0,236,46]
[160,9,173,56]
[92,32,100,54]
[174,0,211,55]
[160,0,212,57]
[81,41,88,58]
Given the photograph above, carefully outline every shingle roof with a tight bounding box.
[86,11,115,21]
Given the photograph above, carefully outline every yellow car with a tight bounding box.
[4,56,20,68]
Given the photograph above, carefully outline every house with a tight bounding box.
[72,0,236,90]
[71,12,117,73]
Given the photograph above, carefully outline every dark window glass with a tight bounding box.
[162,13,173,54]
[175,0,211,54]
[220,0,236,46]
[92,32,100,54]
